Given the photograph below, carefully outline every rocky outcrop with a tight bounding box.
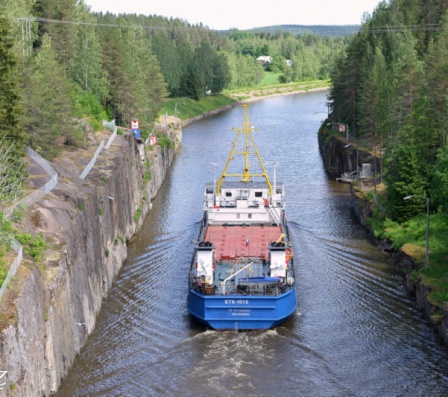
[318,132,381,178]
[0,128,180,396]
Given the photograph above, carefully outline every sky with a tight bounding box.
[85,0,383,30]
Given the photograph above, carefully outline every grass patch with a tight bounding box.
[260,72,283,85]
[160,95,235,121]
[378,210,448,305]
[87,118,104,132]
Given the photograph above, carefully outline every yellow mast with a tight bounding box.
[216,105,273,196]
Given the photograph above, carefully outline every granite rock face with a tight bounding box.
[0,129,180,396]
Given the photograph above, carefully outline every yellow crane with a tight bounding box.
[216,105,273,197]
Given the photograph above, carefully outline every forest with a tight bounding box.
[0,0,348,207]
[328,0,448,301]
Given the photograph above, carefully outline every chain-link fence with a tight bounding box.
[1,121,119,301]
[1,147,57,302]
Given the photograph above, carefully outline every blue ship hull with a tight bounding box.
[188,288,297,331]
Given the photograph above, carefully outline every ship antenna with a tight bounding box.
[211,162,218,205]
[216,105,273,197]
[273,162,279,195]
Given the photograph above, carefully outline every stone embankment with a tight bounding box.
[319,132,448,345]
[0,123,181,396]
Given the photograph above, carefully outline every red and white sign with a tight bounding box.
[149,136,158,146]
[130,119,140,130]
[338,123,346,132]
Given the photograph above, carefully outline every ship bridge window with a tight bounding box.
[255,192,262,197]
[225,192,232,197]
[276,188,282,194]
[206,188,213,194]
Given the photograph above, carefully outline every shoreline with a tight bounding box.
[181,86,329,127]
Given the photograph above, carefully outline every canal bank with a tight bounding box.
[318,130,448,346]
[0,124,181,396]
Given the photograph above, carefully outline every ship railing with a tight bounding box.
[221,261,253,295]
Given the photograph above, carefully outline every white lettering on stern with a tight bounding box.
[224,299,249,305]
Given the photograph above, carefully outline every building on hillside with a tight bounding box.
[256,55,272,67]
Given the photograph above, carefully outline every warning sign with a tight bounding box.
[149,136,158,146]
[338,123,346,132]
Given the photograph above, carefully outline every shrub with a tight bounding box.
[14,233,46,261]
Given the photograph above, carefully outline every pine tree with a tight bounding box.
[0,11,27,206]
[0,12,26,147]
[385,126,427,222]
[21,34,81,159]
[69,2,105,105]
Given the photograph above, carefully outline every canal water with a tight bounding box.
[56,91,448,396]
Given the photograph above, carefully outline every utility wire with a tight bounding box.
[14,17,220,33]
[13,16,448,35]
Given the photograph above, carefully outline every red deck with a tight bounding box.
[205,225,283,261]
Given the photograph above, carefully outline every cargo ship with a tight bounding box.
[187,105,296,331]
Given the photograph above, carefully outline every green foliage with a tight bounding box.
[0,213,13,283]
[21,34,82,159]
[156,133,175,150]
[260,72,282,85]
[133,206,142,222]
[0,12,27,148]
[384,127,427,223]
[160,95,235,121]
[143,170,151,187]
[14,232,46,261]
[431,145,448,215]
[226,53,264,88]
[0,12,28,206]
[0,138,27,208]
[0,212,13,247]
[72,90,107,121]
[142,160,152,188]
[104,247,110,257]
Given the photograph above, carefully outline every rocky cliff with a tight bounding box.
[0,125,181,396]
[318,131,381,178]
